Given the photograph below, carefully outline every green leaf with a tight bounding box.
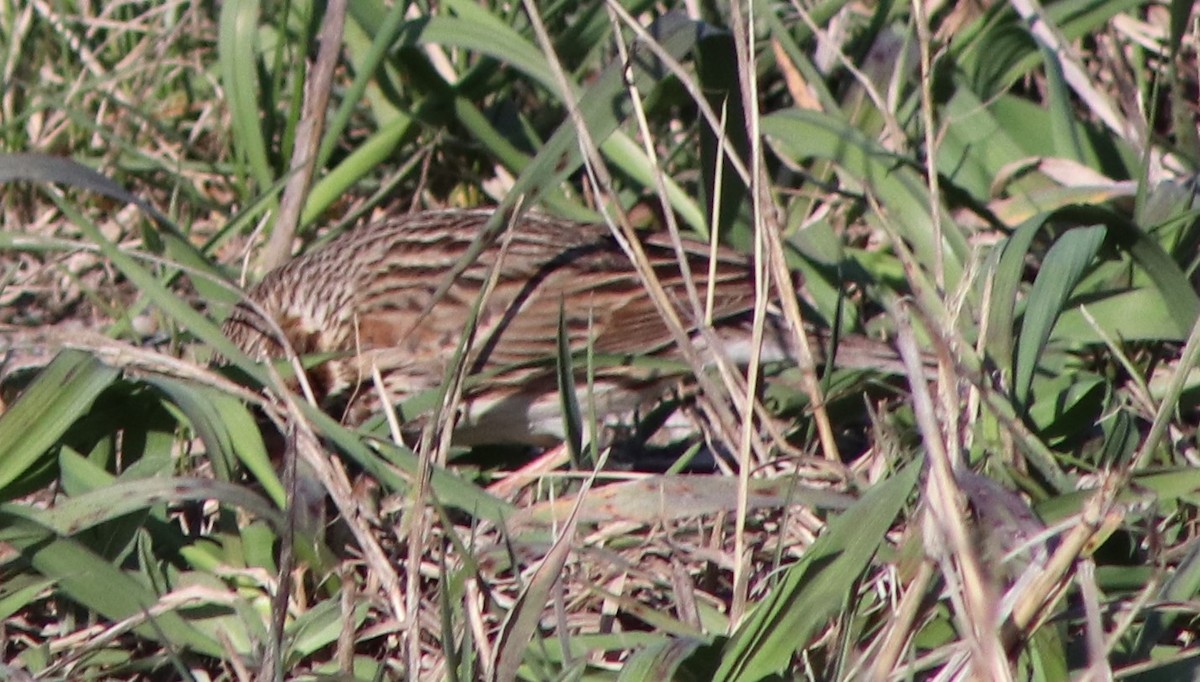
[620,637,721,682]
[497,11,707,220]
[1025,370,1105,444]
[989,205,1198,381]
[0,574,56,622]
[1052,288,1184,343]
[0,351,118,496]
[0,153,169,225]
[761,109,968,289]
[1133,538,1200,660]
[218,0,273,189]
[148,376,284,507]
[1014,225,1106,406]
[0,511,224,657]
[306,405,516,523]
[715,460,920,680]
[556,301,584,466]
[7,476,282,536]
[289,597,369,658]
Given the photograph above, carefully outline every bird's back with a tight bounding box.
[223,209,762,425]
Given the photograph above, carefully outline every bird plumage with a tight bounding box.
[223,209,875,443]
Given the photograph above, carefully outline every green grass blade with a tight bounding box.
[147,377,284,507]
[500,12,704,218]
[0,350,118,496]
[10,476,282,536]
[0,510,224,658]
[715,461,921,680]
[1013,225,1106,407]
[555,302,584,466]
[761,109,968,289]
[303,405,516,523]
[304,113,414,226]
[218,0,274,190]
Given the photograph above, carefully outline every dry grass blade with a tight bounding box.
[508,474,853,529]
[261,0,349,270]
[893,301,1008,680]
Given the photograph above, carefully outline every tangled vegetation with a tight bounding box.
[2,0,1200,679]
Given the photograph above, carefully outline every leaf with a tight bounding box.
[1133,537,1200,660]
[0,351,118,496]
[498,10,707,219]
[556,301,584,467]
[761,108,968,288]
[620,637,722,682]
[1051,288,1184,343]
[148,376,284,507]
[1014,225,1106,407]
[0,511,224,657]
[0,153,230,307]
[218,0,273,189]
[8,476,283,536]
[988,205,1198,383]
[0,153,168,225]
[715,461,920,680]
[306,404,517,523]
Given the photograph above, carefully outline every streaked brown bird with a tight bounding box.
[223,209,896,445]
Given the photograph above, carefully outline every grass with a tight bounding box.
[2,0,1200,679]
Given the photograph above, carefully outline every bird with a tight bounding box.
[222,208,898,446]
